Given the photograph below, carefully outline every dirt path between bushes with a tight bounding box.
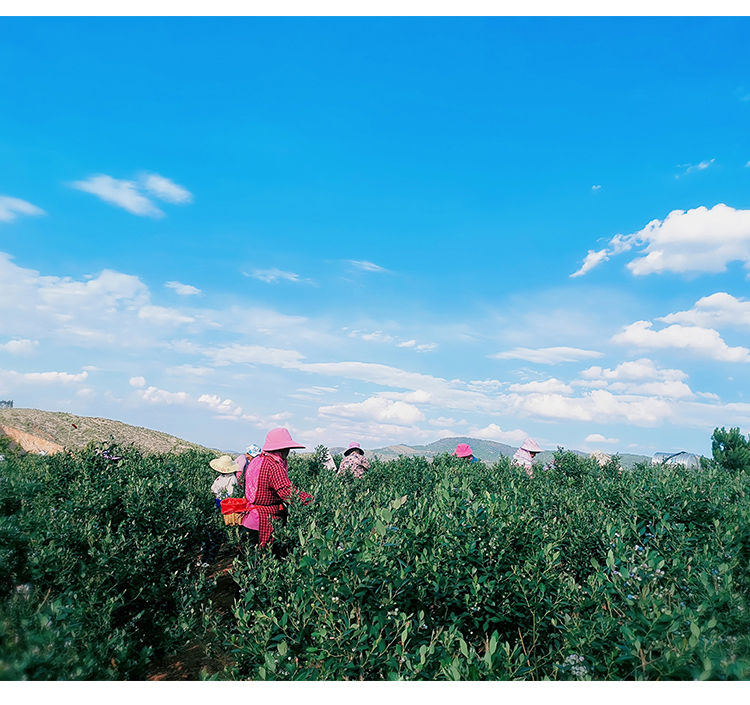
[147,544,241,681]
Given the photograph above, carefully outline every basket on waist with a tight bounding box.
[220,497,248,526]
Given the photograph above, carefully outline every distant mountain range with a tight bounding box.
[331,436,651,469]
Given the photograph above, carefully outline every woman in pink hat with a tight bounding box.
[453,443,480,463]
[239,427,313,547]
[337,442,370,479]
[512,438,543,478]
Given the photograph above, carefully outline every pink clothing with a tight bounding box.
[338,452,369,479]
[512,448,535,477]
[240,454,263,531]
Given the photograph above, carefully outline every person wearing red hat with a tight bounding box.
[338,442,370,478]
[453,442,480,463]
[239,427,313,547]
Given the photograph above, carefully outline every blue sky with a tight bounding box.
[2,17,750,455]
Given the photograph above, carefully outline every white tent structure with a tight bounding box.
[651,451,701,469]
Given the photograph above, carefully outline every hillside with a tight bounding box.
[0,407,213,455]
[333,436,651,469]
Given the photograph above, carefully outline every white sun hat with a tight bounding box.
[209,455,237,474]
[520,438,542,453]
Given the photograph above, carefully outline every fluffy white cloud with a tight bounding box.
[659,292,750,329]
[0,196,45,223]
[511,389,673,425]
[319,396,425,426]
[573,204,750,277]
[469,423,528,444]
[129,376,146,388]
[592,185,602,192]
[0,339,38,355]
[580,358,687,382]
[612,321,750,363]
[585,433,619,444]
[70,175,164,217]
[165,281,201,296]
[576,359,694,399]
[197,393,243,417]
[508,378,573,394]
[141,173,193,204]
[490,346,604,364]
[348,260,387,273]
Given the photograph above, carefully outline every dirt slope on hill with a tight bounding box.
[0,408,212,455]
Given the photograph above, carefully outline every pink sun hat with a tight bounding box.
[453,443,473,458]
[262,427,305,452]
[343,442,364,456]
[520,438,542,453]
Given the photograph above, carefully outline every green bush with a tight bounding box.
[712,427,750,473]
[2,440,749,680]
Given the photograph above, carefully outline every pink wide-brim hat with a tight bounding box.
[453,443,473,458]
[343,442,364,456]
[520,438,542,453]
[262,427,305,452]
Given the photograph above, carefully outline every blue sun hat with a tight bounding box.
[245,443,262,457]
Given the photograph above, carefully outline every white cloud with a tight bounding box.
[512,389,673,425]
[580,358,687,383]
[0,196,45,223]
[659,292,750,329]
[165,281,201,296]
[612,321,750,363]
[129,376,146,388]
[319,396,425,426]
[141,173,193,204]
[675,158,715,178]
[0,339,38,355]
[469,423,528,444]
[197,393,243,417]
[165,365,215,378]
[0,368,88,385]
[138,385,191,405]
[246,268,307,284]
[585,433,619,444]
[70,175,164,217]
[137,305,195,325]
[592,185,601,192]
[570,249,609,278]
[508,378,573,394]
[573,204,750,277]
[347,260,388,273]
[490,346,604,364]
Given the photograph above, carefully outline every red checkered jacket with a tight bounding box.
[246,451,312,546]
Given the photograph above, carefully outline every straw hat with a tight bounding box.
[262,427,305,452]
[453,443,473,458]
[209,455,236,474]
[520,438,542,453]
[343,442,364,456]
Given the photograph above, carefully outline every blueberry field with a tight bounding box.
[1,437,749,680]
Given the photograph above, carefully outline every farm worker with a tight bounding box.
[322,449,337,472]
[512,438,543,478]
[235,443,261,478]
[338,442,370,478]
[210,455,239,508]
[453,443,480,463]
[240,428,313,547]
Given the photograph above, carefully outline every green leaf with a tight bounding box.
[690,622,701,639]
